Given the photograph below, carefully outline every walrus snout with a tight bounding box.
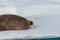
[29,21,33,25]
[29,21,35,29]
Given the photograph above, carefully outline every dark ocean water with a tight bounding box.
[36,37,60,40]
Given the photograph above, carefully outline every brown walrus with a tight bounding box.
[0,14,35,31]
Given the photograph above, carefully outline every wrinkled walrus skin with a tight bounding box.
[0,14,33,31]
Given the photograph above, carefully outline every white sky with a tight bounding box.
[0,0,60,17]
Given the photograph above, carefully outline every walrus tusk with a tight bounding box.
[31,24,35,29]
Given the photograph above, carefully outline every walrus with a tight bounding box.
[0,14,35,31]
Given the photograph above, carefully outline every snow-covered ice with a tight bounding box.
[0,15,60,39]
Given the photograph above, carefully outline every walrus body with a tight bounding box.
[0,14,33,31]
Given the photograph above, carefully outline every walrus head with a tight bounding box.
[28,20,35,29]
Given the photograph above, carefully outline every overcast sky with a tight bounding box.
[0,0,60,17]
